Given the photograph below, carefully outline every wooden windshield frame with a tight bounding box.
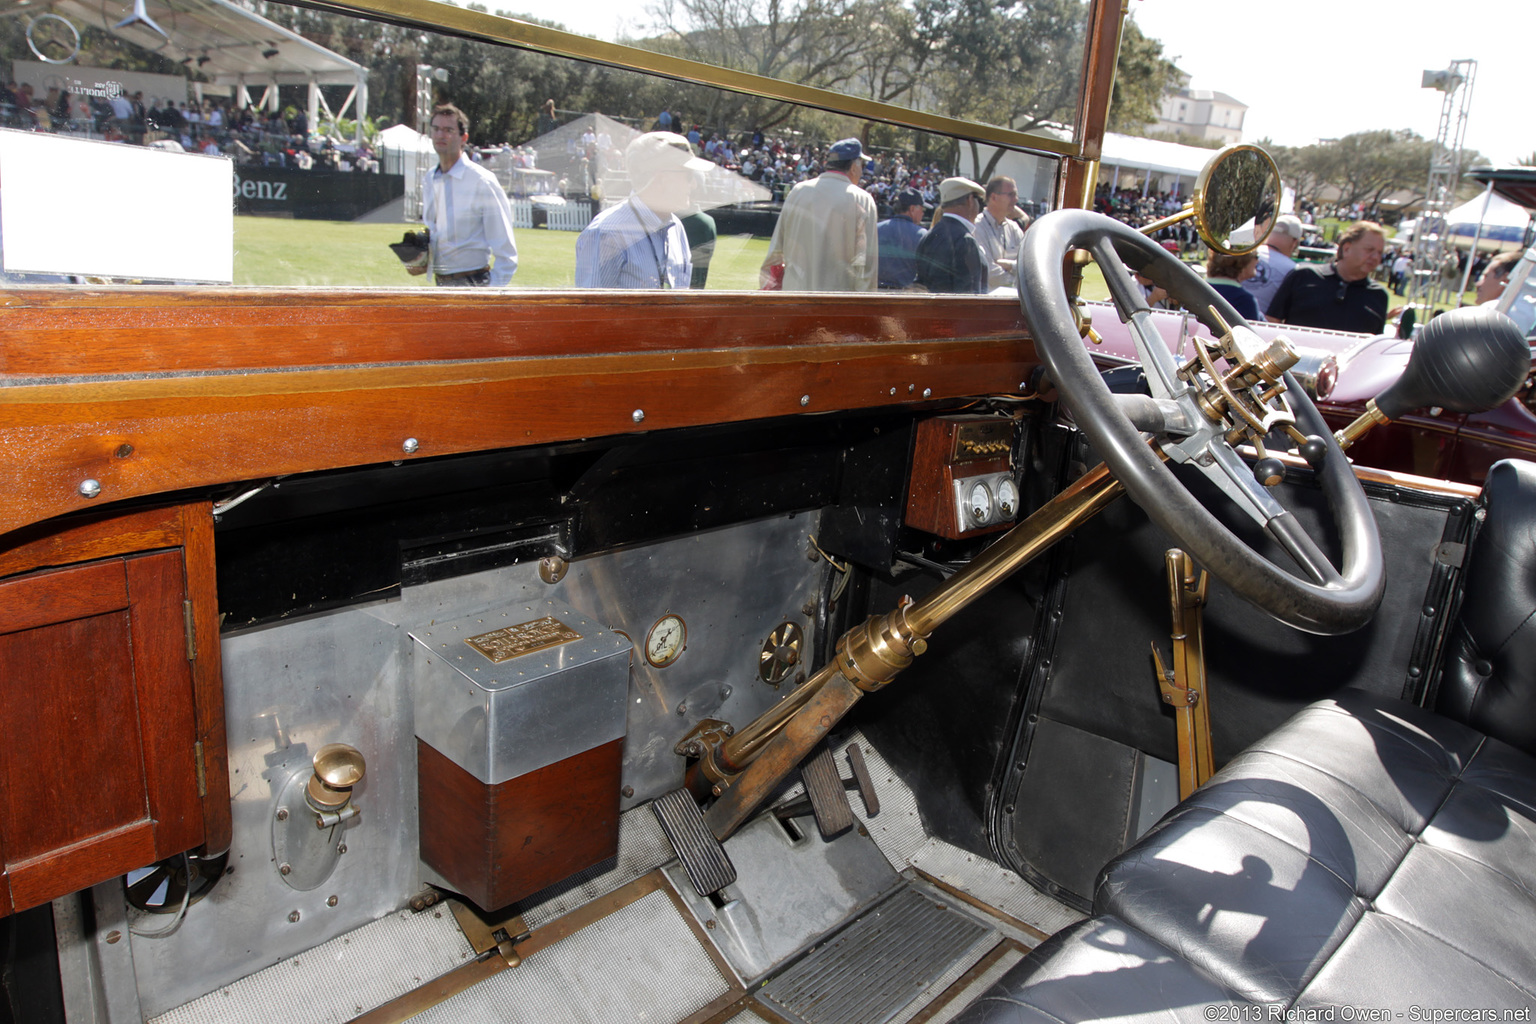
[0,1,1128,542]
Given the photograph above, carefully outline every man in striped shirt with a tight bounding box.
[576,132,711,289]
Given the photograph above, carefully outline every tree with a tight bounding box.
[1106,18,1177,134]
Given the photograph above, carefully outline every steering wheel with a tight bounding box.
[1017,210,1383,635]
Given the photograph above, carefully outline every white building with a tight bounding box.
[1156,72,1247,144]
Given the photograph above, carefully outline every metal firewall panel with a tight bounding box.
[130,608,420,1018]
[131,511,824,1015]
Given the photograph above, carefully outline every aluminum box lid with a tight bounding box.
[409,598,632,784]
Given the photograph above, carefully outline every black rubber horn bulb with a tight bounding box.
[1376,305,1530,420]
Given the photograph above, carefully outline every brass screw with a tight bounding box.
[279,863,292,875]
[288,911,301,923]
[327,896,338,907]
[276,808,289,821]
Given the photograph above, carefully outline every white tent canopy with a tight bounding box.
[34,0,368,139]
[1445,190,1532,242]
[1100,133,1218,195]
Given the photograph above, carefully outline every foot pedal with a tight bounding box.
[803,747,855,839]
[845,743,880,817]
[653,789,736,897]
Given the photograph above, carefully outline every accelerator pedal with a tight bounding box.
[845,742,881,817]
[653,788,736,897]
[803,747,855,839]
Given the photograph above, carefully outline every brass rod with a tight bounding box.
[702,463,1129,840]
[704,672,866,840]
[1137,205,1196,238]
[906,462,1123,637]
[720,661,838,767]
[1333,400,1390,451]
[302,0,1080,158]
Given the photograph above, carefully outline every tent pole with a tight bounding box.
[1456,179,1495,303]
[356,73,368,147]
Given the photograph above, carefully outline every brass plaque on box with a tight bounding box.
[466,617,583,663]
[951,420,1013,462]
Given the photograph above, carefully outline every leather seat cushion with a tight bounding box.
[954,691,1536,1022]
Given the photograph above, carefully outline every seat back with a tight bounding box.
[1436,458,1536,756]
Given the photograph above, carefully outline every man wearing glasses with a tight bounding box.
[1266,221,1388,334]
[975,176,1028,291]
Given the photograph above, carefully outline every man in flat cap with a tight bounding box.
[761,137,878,292]
[916,177,987,294]
[576,131,713,289]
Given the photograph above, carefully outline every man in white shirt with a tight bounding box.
[975,176,1027,290]
[1242,213,1303,315]
[575,132,711,289]
[412,104,518,287]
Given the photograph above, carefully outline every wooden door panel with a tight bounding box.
[0,558,129,635]
[7,821,158,913]
[0,610,150,862]
[126,550,201,855]
[0,548,202,913]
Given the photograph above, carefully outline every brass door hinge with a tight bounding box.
[183,599,198,662]
[194,740,207,798]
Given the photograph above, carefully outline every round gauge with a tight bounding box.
[644,613,687,668]
[968,481,993,524]
[997,478,1019,519]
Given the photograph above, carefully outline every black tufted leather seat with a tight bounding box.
[1435,459,1536,758]
[955,690,1536,1021]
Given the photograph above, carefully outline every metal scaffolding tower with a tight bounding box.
[1406,60,1477,310]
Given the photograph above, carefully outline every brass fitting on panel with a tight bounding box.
[834,597,930,694]
[677,719,738,797]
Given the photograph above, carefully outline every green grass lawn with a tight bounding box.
[235,215,1476,315]
[233,215,770,289]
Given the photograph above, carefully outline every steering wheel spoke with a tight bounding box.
[1019,211,1383,635]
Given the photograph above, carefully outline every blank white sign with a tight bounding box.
[0,129,233,283]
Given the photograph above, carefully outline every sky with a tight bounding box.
[1127,0,1530,166]
[508,0,1531,167]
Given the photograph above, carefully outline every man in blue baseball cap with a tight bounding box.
[761,137,879,292]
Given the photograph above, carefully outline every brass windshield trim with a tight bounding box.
[299,0,1081,158]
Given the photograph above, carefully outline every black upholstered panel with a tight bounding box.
[953,692,1536,1022]
[1437,459,1536,757]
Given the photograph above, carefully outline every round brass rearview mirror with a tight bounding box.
[1138,144,1282,256]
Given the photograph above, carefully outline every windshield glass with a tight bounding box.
[0,0,1072,292]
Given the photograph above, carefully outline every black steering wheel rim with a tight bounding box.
[1017,210,1383,635]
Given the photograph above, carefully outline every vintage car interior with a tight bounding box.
[4,1,1536,1022]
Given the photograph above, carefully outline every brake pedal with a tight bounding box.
[653,789,736,897]
[803,747,855,839]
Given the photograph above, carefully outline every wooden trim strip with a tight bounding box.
[914,869,1055,943]
[1,337,1038,540]
[908,938,1030,1024]
[0,290,1032,378]
[349,869,738,1024]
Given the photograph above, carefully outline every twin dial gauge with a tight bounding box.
[966,475,1019,526]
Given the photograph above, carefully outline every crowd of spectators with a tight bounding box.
[649,116,958,214]
[0,81,379,171]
